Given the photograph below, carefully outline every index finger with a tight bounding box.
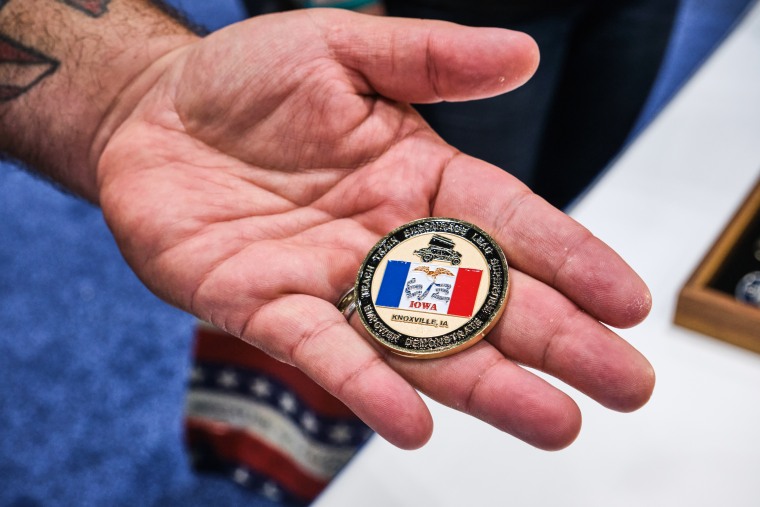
[434,154,651,328]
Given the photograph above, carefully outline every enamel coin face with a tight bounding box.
[354,218,509,358]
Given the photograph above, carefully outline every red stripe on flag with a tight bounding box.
[194,327,356,418]
[186,417,328,501]
[447,268,483,317]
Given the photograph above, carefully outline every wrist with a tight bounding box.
[0,0,197,202]
[88,33,197,202]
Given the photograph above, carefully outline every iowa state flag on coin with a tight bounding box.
[376,261,483,318]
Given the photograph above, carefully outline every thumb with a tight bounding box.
[317,9,540,103]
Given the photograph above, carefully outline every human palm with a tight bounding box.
[97,10,654,450]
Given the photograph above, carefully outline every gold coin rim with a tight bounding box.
[354,217,509,359]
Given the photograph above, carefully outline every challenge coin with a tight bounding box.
[354,217,509,358]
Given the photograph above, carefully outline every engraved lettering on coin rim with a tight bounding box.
[355,218,509,358]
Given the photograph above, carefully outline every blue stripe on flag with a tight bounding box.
[375,260,410,308]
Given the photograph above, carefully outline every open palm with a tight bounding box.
[97,9,654,450]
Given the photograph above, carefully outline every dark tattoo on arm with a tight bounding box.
[0,0,110,102]
[0,0,197,102]
[0,33,59,102]
[59,0,111,18]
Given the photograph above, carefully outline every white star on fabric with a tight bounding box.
[232,467,250,486]
[328,424,353,444]
[249,378,272,398]
[279,392,298,414]
[190,366,205,384]
[261,481,281,501]
[216,369,239,389]
[300,412,319,433]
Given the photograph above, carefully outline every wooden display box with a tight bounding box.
[675,177,760,352]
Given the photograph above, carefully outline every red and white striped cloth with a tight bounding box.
[185,323,372,506]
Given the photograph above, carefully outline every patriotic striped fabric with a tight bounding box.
[185,324,373,506]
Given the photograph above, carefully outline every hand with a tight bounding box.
[96,9,653,450]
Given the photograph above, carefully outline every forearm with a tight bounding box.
[0,0,197,201]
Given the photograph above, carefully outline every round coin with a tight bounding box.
[736,271,760,307]
[354,217,509,358]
